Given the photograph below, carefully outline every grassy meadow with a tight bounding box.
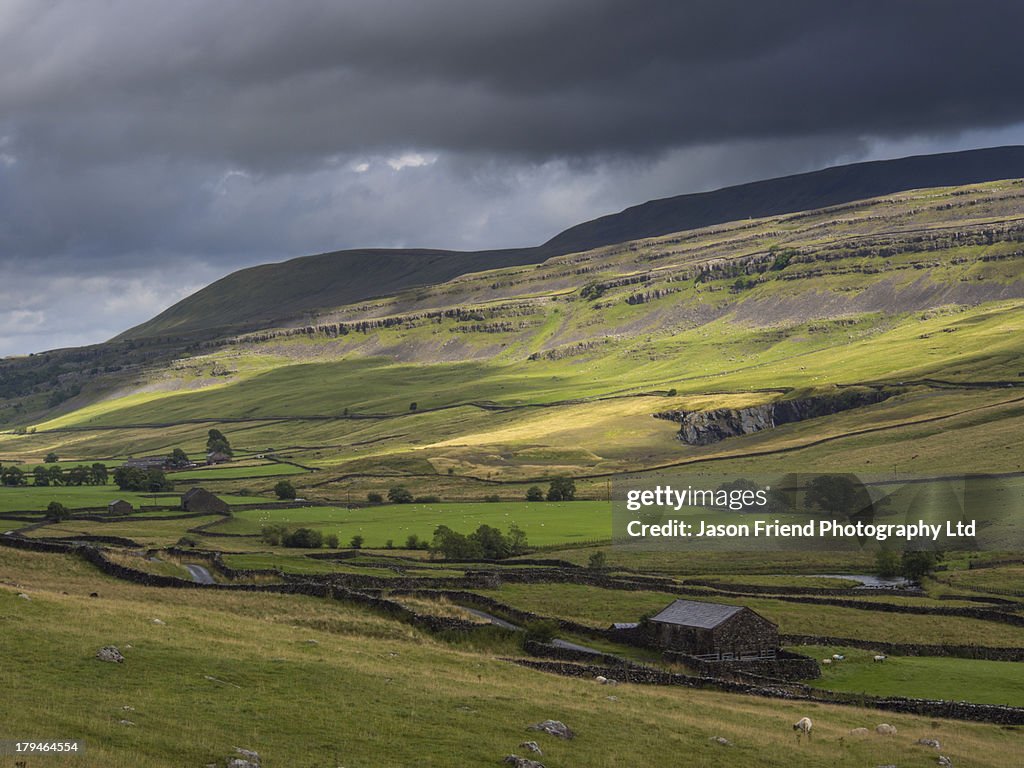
[2,546,1021,768]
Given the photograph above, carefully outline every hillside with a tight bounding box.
[5,177,1024,497]
[118,146,1024,341]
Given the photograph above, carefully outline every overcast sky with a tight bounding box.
[3,0,1024,356]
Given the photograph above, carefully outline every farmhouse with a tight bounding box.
[181,487,230,514]
[206,451,232,465]
[123,455,169,470]
[107,499,134,515]
[643,599,778,660]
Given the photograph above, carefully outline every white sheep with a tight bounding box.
[849,727,869,737]
[875,723,898,736]
[821,658,832,665]
[594,675,607,684]
[793,717,813,742]
[873,654,887,663]
[832,653,845,661]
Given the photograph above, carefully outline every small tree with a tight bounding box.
[45,452,60,464]
[168,448,190,468]
[274,480,297,500]
[261,524,289,546]
[901,550,942,582]
[46,501,70,521]
[33,466,50,487]
[546,476,576,502]
[483,494,500,503]
[325,533,339,549]
[206,428,233,457]
[405,534,420,549]
[350,534,364,549]
[387,486,414,504]
[875,548,901,578]
[366,492,383,504]
[409,402,418,412]
[587,551,607,570]
[525,485,544,502]
[385,539,394,549]
[284,528,323,548]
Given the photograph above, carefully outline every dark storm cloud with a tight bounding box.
[2,0,1023,355]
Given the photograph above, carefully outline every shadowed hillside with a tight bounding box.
[118,146,1024,341]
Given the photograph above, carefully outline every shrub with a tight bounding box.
[261,524,289,546]
[405,534,420,549]
[525,486,544,502]
[414,495,440,504]
[350,534,364,549]
[388,486,414,504]
[45,452,60,464]
[274,480,297,500]
[385,539,394,549]
[325,533,339,549]
[366,492,383,504]
[284,528,323,548]
[483,494,500,503]
[523,620,559,646]
[176,536,198,548]
[546,476,576,501]
[587,551,607,570]
[46,501,70,521]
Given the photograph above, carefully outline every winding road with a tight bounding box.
[183,563,215,584]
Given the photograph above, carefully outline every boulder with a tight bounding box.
[518,741,542,755]
[710,736,733,747]
[916,738,941,749]
[503,756,545,768]
[96,646,125,663]
[938,757,952,768]
[526,720,574,740]
[17,592,30,600]
[228,747,261,768]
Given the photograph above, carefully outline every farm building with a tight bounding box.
[107,499,134,515]
[181,487,230,514]
[123,456,169,470]
[643,599,778,660]
[206,451,232,465]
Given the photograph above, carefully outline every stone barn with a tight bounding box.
[181,487,230,514]
[107,499,133,515]
[643,599,778,660]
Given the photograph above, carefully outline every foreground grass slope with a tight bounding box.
[2,547,1019,768]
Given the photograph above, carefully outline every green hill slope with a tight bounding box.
[6,178,1024,495]
[118,146,1024,341]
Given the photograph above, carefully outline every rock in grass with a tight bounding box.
[503,756,545,768]
[151,618,165,625]
[916,738,941,749]
[519,741,542,754]
[227,747,261,767]
[938,757,953,768]
[710,736,733,747]
[526,720,574,740]
[96,646,125,663]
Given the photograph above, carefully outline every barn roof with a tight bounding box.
[648,599,744,629]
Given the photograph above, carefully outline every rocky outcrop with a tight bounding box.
[654,389,893,445]
[96,646,125,663]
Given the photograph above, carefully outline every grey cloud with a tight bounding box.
[2,1,1024,356]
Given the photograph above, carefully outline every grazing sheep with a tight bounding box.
[875,723,898,736]
[832,653,845,661]
[849,727,870,737]
[793,717,813,742]
[873,654,887,663]
[594,675,607,684]
[821,658,832,665]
